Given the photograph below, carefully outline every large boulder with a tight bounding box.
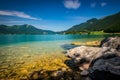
[88,55,120,80]
[65,45,120,80]
[100,36,120,51]
[65,46,117,67]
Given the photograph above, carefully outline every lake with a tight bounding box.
[0,34,119,79]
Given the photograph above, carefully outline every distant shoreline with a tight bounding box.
[0,32,120,35]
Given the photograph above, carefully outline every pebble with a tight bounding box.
[1,65,9,69]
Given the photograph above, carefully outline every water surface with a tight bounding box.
[0,34,119,79]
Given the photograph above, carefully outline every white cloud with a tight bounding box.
[91,2,96,8]
[70,16,89,20]
[67,16,91,23]
[0,10,40,20]
[63,0,81,9]
[101,2,107,7]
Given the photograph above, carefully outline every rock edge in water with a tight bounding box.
[71,40,100,47]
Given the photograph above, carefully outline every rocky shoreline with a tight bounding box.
[0,36,120,80]
[29,36,120,80]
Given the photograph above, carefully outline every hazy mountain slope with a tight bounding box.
[66,12,120,33]
[0,24,55,34]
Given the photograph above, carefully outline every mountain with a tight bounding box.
[65,12,120,33]
[0,24,55,34]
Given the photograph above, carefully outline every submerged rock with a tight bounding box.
[28,69,82,80]
[71,41,100,47]
[51,70,64,77]
[1,65,9,69]
[29,71,41,80]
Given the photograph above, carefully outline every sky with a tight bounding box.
[0,0,120,31]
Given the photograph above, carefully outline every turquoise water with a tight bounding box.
[0,34,110,45]
[0,34,119,79]
[0,34,106,53]
[0,34,119,52]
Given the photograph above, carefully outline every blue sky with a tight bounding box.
[0,0,120,31]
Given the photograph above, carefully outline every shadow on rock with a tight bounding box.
[64,59,79,71]
[89,70,120,80]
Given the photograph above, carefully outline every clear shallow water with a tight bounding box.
[0,34,119,79]
[0,34,108,55]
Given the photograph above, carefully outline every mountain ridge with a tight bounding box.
[65,12,120,33]
[0,24,55,34]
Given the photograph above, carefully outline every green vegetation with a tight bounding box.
[0,24,55,34]
[62,31,107,35]
[90,31,105,35]
[65,12,120,34]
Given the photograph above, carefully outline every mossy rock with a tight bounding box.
[71,41,100,47]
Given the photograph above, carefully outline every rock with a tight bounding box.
[71,41,100,47]
[8,72,18,77]
[20,76,28,80]
[88,56,120,75]
[1,65,9,69]
[86,41,100,46]
[31,72,40,80]
[89,69,120,80]
[61,44,77,50]
[65,46,118,67]
[100,36,120,51]
[71,42,83,45]
[65,37,120,80]
[28,70,49,80]
[20,68,28,74]
[79,63,90,71]
[28,71,41,80]
[80,70,89,76]
[61,68,67,72]
[64,59,79,71]
[0,61,4,64]
[23,55,31,58]
[28,69,82,80]
[51,70,64,77]
[15,61,25,64]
